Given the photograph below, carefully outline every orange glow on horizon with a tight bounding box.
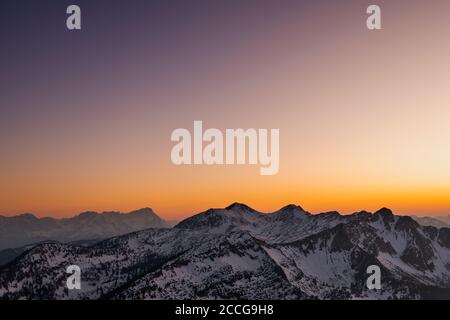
[1,1,450,219]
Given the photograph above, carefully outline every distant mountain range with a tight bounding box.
[0,203,449,300]
[412,215,450,229]
[0,208,169,250]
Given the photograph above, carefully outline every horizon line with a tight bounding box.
[1,202,449,220]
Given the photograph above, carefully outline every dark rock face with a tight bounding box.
[393,217,436,272]
[438,228,450,249]
[330,224,353,253]
[423,226,439,240]
[395,216,420,232]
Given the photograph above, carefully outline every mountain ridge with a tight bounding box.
[0,207,169,251]
[1,203,449,299]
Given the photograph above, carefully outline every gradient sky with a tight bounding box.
[1,0,450,219]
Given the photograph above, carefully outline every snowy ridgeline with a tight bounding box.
[0,203,450,300]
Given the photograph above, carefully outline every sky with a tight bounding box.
[1,0,450,219]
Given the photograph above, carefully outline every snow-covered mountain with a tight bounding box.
[0,208,169,250]
[0,203,449,300]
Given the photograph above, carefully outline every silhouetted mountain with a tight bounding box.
[0,208,169,250]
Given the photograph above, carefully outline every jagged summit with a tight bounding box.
[315,211,343,222]
[128,207,156,215]
[374,207,395,224]
[73,208,157,219]
[175,203,262,231]
[16,213,38,220]
[353,210,371,215]
[268,204,310,223]
[225,202,257,212]
[279,204,305,212]
[75,211,99,218]
[375,207,394,216]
